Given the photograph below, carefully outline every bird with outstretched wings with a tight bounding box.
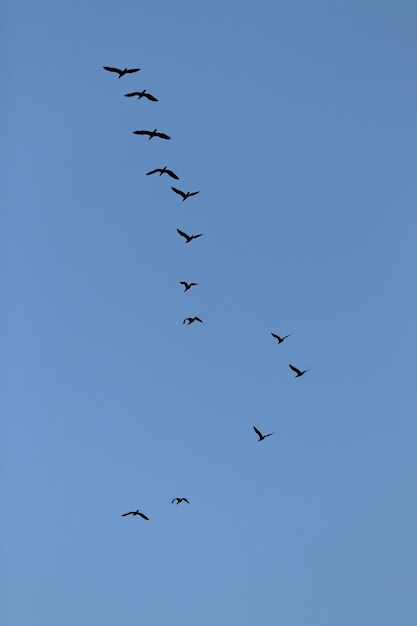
[253,426,275,441]
[133,129,171,140]
[289,364,311,377]
[103,66,140,78]
[125,90,158,101]
[176,228,203,243]
[171,187,200,201]
[121,509,149,520]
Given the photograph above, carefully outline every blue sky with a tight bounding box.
[2,1,417,624]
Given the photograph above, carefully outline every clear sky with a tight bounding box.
[2,1,416,625]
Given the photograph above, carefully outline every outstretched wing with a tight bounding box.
[253,426,262,438]
[146,168,161,176]
[172,186,186,199]
[124,92,141,97]
[125,68,141,74]
[271,332,281,341]
[121,511,134,516]
[187,191,200,198]
[264,432,275,438]
[133,130,150,136]
[194,317,203,323]
[177,228,190,240]
[289,364,302,375]
[138,512,149,520]
[183,498,190,504]
[165,169,179,180]
[191,233,203,240]
[189,283,198,287]
[155,131,171,140]
[144,93,158,101]
[171,498,179,504]
[103,66,122,75]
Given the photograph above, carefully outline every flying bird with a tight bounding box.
[289,364,311,377]
[271,332,292,344]
[171,498,190,505]
[146,166,179,180]
[121,509,149,520]
[133,129,171,140]
[103,66,140,78]
[183,317,203,325]
[253,426,275,441]
[124,90,158,101]
[176,228,203,243]
[180,281,198,292]
[171,186,200,201]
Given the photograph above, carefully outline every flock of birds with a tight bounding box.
[103,64,311,523]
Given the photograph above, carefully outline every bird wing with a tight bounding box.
[125,68,141,74]
[253,426,262,438]
[124,92,140,97]
[166,169,179,179]
[180,282,188,287]
[289,364,302,375]
[144,93,158,101]
[183,498,190,504]
[182,318,189,324]
[177,228,190,240]
[195,317,203,323]
[155,132,171,139]
[138,512,149,520]
[271,332,281,340]
[121,511,133,516]
[133,130,150,136]
[187,191,200,198]
[265,432,275,438]
[171,498,179,503]
[103,66,122,75]
[172,186,186,199]
[192,233,203,239]
[283,334,292,340]
[146,168,161,175]
[189,283,198,287]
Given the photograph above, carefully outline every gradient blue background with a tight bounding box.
[2,1,416,624]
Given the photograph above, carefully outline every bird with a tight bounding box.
[271,332,292,344]
[177,228,203,243]
[121,509,149,520]
[253,426,275,441]
[133,129,171,140]
[171,498,190,505]
[180,281,198,292]
[103,66,140,78]
[171,186,200,201]
[124,90,158,101]
[289,364,311,377]
[146,166,179,180]
[183,317,203,325]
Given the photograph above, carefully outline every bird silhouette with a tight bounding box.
[133,129,171,140]
[253,426,275,441]
[289,364,311,377]
[183,317,203,325]
[103,66,140,78]
[177,228,203,243]
[121,509,149,520]
[271,332,292,344]
[125,90,158,101]
[171,186,200,201]
[146,166,179,180]
[171,497,190,505]
[180,281,198,292]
